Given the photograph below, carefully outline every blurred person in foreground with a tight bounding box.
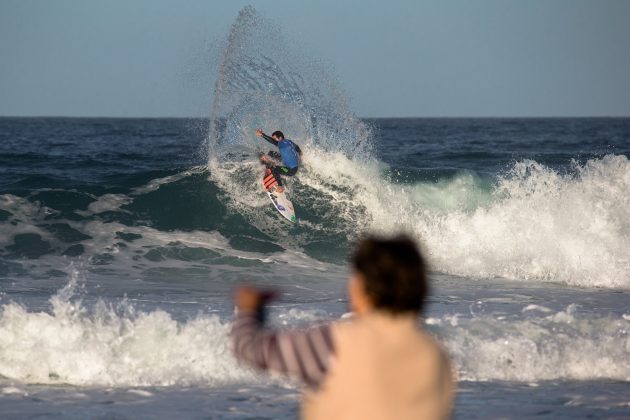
[231,235,454,420]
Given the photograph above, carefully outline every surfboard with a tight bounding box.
[262,168,297,223]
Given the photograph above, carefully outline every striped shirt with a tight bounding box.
[231,309,335,389]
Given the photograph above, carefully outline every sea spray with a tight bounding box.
[201,6,377,251]
[207,6,372,163]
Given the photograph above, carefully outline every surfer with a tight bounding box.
[255,128,301,193]
[231,235,454,419]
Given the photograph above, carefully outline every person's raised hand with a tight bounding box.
[234,285,277,312]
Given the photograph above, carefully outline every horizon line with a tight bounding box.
[2,114,629,120]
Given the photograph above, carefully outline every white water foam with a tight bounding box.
[0,268,251,387]
[2,272,628,386]
[430,304,630,382]
[0,194,58,248]
[290,151,630,288]
[417,155,630,288]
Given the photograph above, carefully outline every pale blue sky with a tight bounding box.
[1,0,629,117]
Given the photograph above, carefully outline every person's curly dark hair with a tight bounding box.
[352,235,428,315]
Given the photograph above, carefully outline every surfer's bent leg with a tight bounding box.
[269,166,297,188]
[272,166,298,187]
[271,166,284,186]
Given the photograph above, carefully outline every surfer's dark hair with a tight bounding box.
[352,235,428,315]
[271,131,285,139]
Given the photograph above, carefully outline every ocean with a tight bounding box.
[1,115,629,419]
[2,6,630,419]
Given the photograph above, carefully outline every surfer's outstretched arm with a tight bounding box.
[231,286,334,389]
[255,128,278,146]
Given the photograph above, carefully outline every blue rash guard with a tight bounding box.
[278,139,300,169]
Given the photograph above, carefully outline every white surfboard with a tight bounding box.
[262,168,297,223]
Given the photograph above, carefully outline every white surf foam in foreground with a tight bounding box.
[1,273,628,387]
[428,304,630,382]
[0,269,251,387]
